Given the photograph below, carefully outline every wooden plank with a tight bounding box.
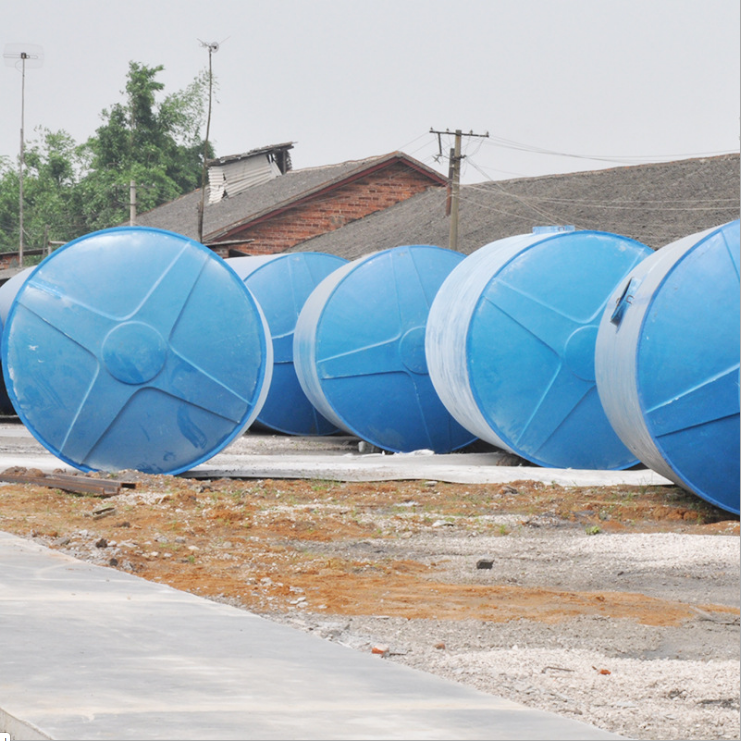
[0,469,136,497]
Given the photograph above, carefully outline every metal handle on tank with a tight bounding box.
[610,278,638,327]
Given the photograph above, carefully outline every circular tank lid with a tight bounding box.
[227,253,348,436]
[294,244,477,453]
[635,221,740,513]
[2,227,273,475]
[429,231,652,469]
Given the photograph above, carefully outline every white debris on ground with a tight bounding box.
[269,529,740,741]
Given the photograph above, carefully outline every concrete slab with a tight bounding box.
[0,423,672,487]
[189,451,672,486]
[0,532,623,740]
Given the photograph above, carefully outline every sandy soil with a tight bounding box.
[0,463,738,740]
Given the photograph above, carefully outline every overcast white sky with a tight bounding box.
[2,0,739,184]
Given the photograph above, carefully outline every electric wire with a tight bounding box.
[481,135,739,165]
[465,158,580,226]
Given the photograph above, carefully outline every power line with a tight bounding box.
[465,157,577,227]
[481,135,738,165]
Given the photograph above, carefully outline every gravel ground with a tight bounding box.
[0,426,738,741]
[266,529,740,741]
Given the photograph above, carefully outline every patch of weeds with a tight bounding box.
[310,480,336,492]
[585,525,602,535]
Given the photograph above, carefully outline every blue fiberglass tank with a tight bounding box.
[0,320,5,413]
[0,267,34,415]
[595,220,740,515]
[0,266,34,325]
[2,226,273,475]
[0,318,11,416]
[293,244,477,453]
[426,230,653,469]
[226,252,348,435]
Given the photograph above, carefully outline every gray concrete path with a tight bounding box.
[190,451,671,486]
[0,423,671,487]
[0,532,622,740]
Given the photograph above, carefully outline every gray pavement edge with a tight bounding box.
[0,531,623,741]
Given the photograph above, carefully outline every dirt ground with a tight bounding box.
[0,461,739,740]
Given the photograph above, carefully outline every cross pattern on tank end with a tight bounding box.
[642,227,740,443]
[3,229,270,475]
[457,232,653,469]
[479,280,599,455]
[308,245,476,453]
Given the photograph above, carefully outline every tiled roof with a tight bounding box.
[135,152,446,243]
[289,154,740,258]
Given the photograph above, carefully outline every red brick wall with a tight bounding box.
[212,162,440,256]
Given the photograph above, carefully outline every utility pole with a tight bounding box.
[129,180,137,226]
[430,128,489,251]
[448,130,463,252]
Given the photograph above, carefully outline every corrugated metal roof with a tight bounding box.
[208,155,281,204]
[207,142,294,167]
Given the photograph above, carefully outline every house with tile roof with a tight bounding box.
[288,154,739,258]
[136,146,447,257]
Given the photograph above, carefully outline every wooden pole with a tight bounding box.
[448,130,462,252]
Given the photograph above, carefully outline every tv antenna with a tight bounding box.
[196,38,228,243]
[4,43,44,267]
[198,39,221,54]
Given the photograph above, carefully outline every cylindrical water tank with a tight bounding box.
[426,230,652,469]
[0,267,34,415]
[294,244,477,453]
[2,226,273,475]
[595,220,740,514]
[0,320,7,415]
[0,266,34,325]
[226,252,348,435]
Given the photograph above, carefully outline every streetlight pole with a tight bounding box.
[18,52,27,267]
[3,43,44,268]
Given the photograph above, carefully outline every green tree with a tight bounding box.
[0,129,83,254]
[0,61,213,254]
[76,62,212,232]
[0,156,20,252]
